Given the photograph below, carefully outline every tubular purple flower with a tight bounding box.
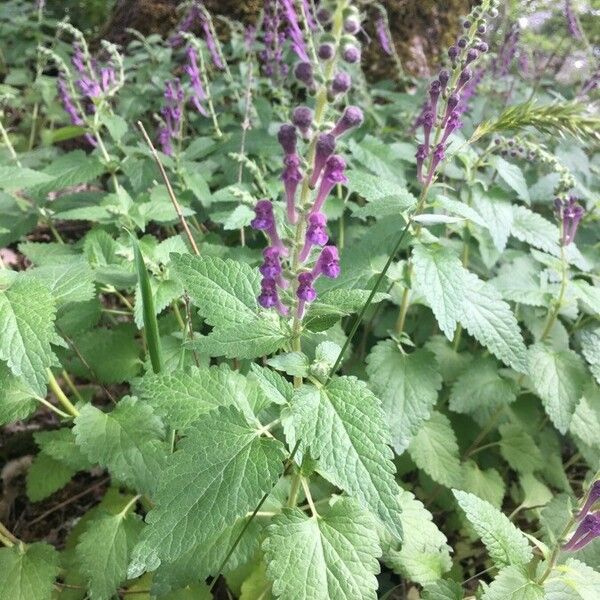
[438,68,450,90]
[281,0,310,61]
[579,481,600,520]
[375,16,393,56]
[57,77,84,127]
[415,143,428,183]
[259,277,289,315]
[72,43,86,74]
[457,37,468,49]
[296,272,316,319]
[556,196,584,246]
[331,71,352,95]
[282,154,302,225]
[299,212,329,262]
[422,109,435,148]
[443,93,461,126]
[278,124,297,155]
[312,155,347,213]
[330,106,364,138]
[292,106,313,137]
[563,513,600,552]
[448,45,459,62]
[301,0,317,30]
[429,80,441,115]
[169,3,200,47]
[465,48,479,65]
[426,143,446,183]
[565,1,583,40]
[199,12,225,69]
[185,46,208,116]
[100,67,115,92]
[251,199,285,248]
[456,67,473,92]
[310,133,336,187]
[158,127,173,155]
[77,76,102,99]
[342,44,361,64]
[313,245,340,279]
[441,110,462,143]
[259,246,283,278]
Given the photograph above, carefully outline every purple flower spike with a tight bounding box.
[579,481,600,520]
[185,46,208,116]
[415,143,429,183]
[441,110,462,143]
[278,124,297,155]
[375,17,393,56]
[456,67,473,91]
[299,212,329,262]
[158,127,173,155]
[309,133,336,187]
[443,93,461,126]
[331,71,352,95]
[313,245,340,279]
[77,76,101,99]
[556,196,584,246]
[281,0,310,61]
[282,154,303,225]
[425,143,446,183]
[565,0,583,39]
[251,199,284,248]
[72,43,86,74]
[101,67,115,92]
[312,155,347,213]
[563,513,600,552]
[292,106,313,138]
[330,106,364,138]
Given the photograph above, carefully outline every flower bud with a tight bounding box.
[318,42,335,60]
[331,71,352,95]
[330,105,364,137]
[277,124,297,155]
[292,106,313,137]
[344,16,360,35]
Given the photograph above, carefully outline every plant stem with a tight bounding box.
[394,273,412,335]
[61,370,84,403]
[539,243,568,342]
[119,495,141,517]
[0,521,19,547]
[46,368,80,417]
[287,470,302,508]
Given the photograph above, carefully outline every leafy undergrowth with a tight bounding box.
[1,0,600,599]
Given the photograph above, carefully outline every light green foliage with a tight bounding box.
[285,377,403,540]
[0,542,60,600]
[263,499,381,600]
[481,565,543,600]
[408,411,462,488]
[366,342,442,453]
[528,344,588,434]
[453,490,532,567]
[570,384,600,448]
[489,155,529,202]
[0,361,39,425]
[499,423,544,473]
[461,462,505,508]
[543,558,600,599]
[26,452,76,502]
[128,406,286,575]
[580,329,600,384]
[472,186,513,252]
[74,396,168,495]
[0,279,59,395]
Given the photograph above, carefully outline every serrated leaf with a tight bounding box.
[490,155,529,203]
[34,427,91,471]
[472,186,513,252]
[76,511,143,600]
[0,166,55,190]
[499,423,544,473]
[381,490,451,585]
[543,558,600,600]
[366,342,442,453]
[572,280,600,316]
[461,461,505,508]
[412,244,464,339]
[23,261,95,307]
[74,396,167,495]
[26,453,75,502]
[250,364,293,406]
[511,205,560,256]
[171,254,260,328]
[0,361,39,425]
[133,364,252,429]
[37,150,104,193]
[453,490,533,567]
[482,565,543,600]
[0,542,60,600]
[422,579,463,600]
[285,377,403,540]
[263,499,381,600]
[128,406,285,575]
[570,384,600,448]
[492,256,546,307]
[408,411,463,488]
[450,357,517,416]
[580,329,600,385]
[0,279,58,395]
[190,317,290,359]
[528,344,588,434]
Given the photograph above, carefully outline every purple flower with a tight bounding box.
[425,143,446,183]
[316,7,331,25]
[555,196,584,246]
[422,109,435,148]
[259,246,283,278]
[448,45,459,62]
[441,110,462,143]
[295,272,316,318]
[344,16,361,35]
[438,68,450,90]
[429,80,441,113]
[77,76,101,99]
[158,127,173,156]
[300,0,317,30]
[465,48,479,65]
[415,143,429,183]
[158,79,184,155]
[299,212,328,261]
[456,67,473,92]
[251,199,285,248]
[259,277,289,315]
[281,0,309,62]
[330,106,364,138]
[294,61,314,87]
[342,44,361,64]
[312,155,347,213]
[282,154,303,225]
[443,93,460,126]
[579,481,600,520]
[259,0,286,81]
[375,17,393,56]
[278,124,297,155]
[565,0,582,39]
[71,43,86,74]
[292,106,313,137]
[169,3,200,47]
[310,133,336,187]
[313,245,340,279]
[563,513,600,552]
[57,77,84,127]
[185,46,208,116]
[318,43,335,61]
[100,67,115,92]
[330,71,352,95]
[199,10,224,69]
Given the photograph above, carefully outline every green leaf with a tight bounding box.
[453,490,533,568]
[171,254,260,328]
[450,357,517,416]
[0,279,58,395]
[422,580,463,600]
[37,150,104,193]
[472,186,513,252]
[34,427,91,471]
[0,166,55,190]
[381,490,451,585]
[250,364,293,406]
[543,558,600,599]
[482,566,543,600]
[102,113,128,142]
[263,499,381,600]
[570,384,600,448]
[0,362,39,425]
[573,280,600,316]
[76,510,143,600]
[528,344,588,434]
[267,352,309,378]
[580,329,600,385]
[408,411,463,488]
[499,423,544,473]
[285,377,403,540]
[490,155,529,203]
[191,316,290,359]
[27,452,75,502]
[74,396,168,496]
[461,461,505,508]
[0,542,60,600]
[412,243,464,339]
[510,205,560,256]
[366,342,442,453]
[133,364,252,429]
[128,406,285,575]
